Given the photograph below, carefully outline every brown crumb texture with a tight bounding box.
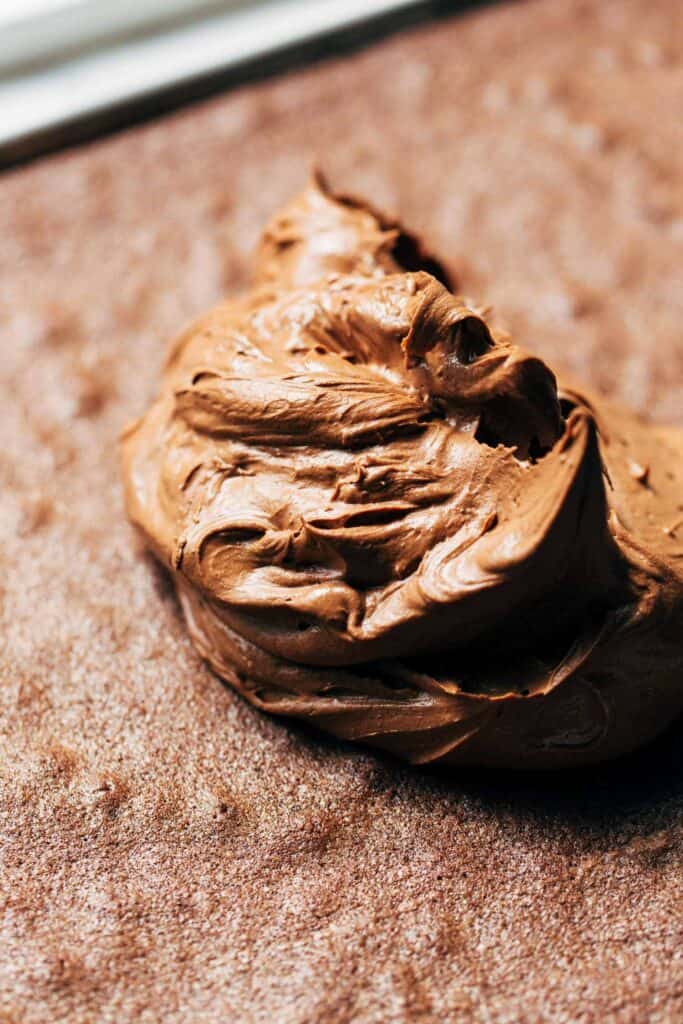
[0,1,682,1022]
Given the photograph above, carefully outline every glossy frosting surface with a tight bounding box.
[122,179,683,766]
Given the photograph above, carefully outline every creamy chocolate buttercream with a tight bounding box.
[121,178,683,767]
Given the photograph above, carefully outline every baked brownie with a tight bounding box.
[1,0,682,1020]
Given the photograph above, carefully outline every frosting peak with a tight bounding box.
[121,178,683,767]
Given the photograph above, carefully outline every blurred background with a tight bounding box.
[0,0,465,167]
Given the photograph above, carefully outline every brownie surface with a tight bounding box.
[1,0,682,1021]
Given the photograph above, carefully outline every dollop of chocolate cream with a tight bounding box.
[121,178,683,767]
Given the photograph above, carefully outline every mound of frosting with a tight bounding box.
[121,177,683,767]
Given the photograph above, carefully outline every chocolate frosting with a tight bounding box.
[121,178,683,767]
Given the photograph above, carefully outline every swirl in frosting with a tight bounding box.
[121,177,683,766]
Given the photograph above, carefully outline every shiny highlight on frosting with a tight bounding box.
[121,177,683,767]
